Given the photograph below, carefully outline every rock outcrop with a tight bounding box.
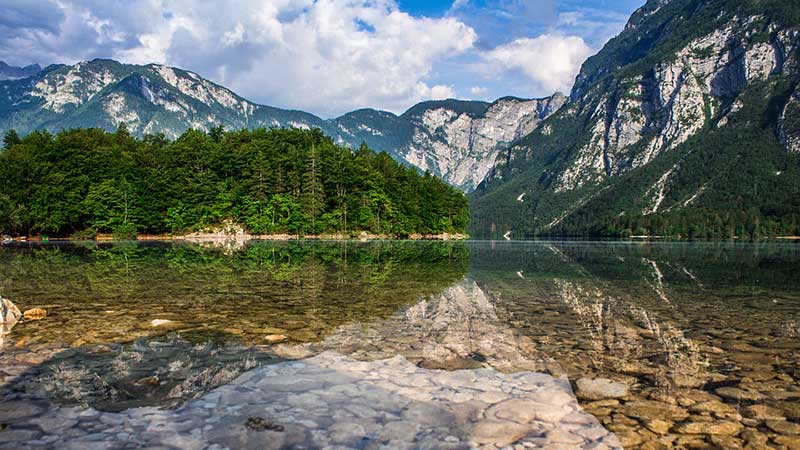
[780,83,800,153]
[1,297,20,327]
[399,95,566,191]
[553,16,800,194]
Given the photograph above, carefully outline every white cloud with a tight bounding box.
[468,86,487,96]
[1,0,476,117]
[221,22,246,48]
[449,0,469,11]
[117,0,476,116]
[482,34,592,95]
[1,0,622,116]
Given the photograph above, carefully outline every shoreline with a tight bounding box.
[6,234,800,243]
[5,232,470,243]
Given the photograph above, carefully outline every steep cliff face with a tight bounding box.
[398,95,566,191]
[471,0,800,238]
[781,83,800,153]
[551,15,800,194]
[327,96,565,191]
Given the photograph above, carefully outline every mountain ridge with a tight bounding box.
[0,58,561,191]
[0,61,41,81]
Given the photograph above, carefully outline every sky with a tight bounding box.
[0,0,644,118]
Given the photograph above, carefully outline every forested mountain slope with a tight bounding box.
[470,0,800,239]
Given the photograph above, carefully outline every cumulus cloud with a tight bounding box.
[469,86,487,96]
[482,34,592,95]
[0,0,476,117]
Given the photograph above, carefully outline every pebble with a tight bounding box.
[743,404,785,421]
[575,378,629,400]
[620,400,689,421]
[715,387,764,402]
[766,419,800,436]
[23,308,47,321]
[264,334,287,343]
[672,420,743,435]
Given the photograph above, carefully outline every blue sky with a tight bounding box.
[0,0,645,117]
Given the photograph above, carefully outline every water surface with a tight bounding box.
[1,240,799,449]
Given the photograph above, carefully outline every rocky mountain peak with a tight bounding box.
[0,61,42,81]
[399,95,567,191]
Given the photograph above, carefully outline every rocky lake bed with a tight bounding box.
[0,241,799,449]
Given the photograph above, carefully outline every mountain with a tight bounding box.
[470,0,800,239]
[332,95,565,191]
[0,59,333,140]
[0,62,41,81]
[0,59,561,192]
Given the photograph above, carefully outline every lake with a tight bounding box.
[1,240,799,449]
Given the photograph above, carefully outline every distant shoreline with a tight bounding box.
[7,234,800,244]
[4,232,470,243]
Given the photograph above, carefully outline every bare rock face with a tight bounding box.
[780,84,800,154]
[554,17,800,196]
[403,94,566,191]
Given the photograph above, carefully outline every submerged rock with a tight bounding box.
[264,334,287,343]
[673,420,743,436]
[620,400,690,421]
[575,377,630,400]
[1,297,21,348]
[715,386,764,402]
[23,308,47,321]
[766,419,800,436]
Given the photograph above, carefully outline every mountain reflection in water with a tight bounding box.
[1,240,799,448]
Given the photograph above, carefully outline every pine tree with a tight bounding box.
[302,144,324,233]
[2,130,20,150]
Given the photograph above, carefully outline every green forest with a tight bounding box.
[0,126,469,238]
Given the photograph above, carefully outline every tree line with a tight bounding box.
[0,126,469,238]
